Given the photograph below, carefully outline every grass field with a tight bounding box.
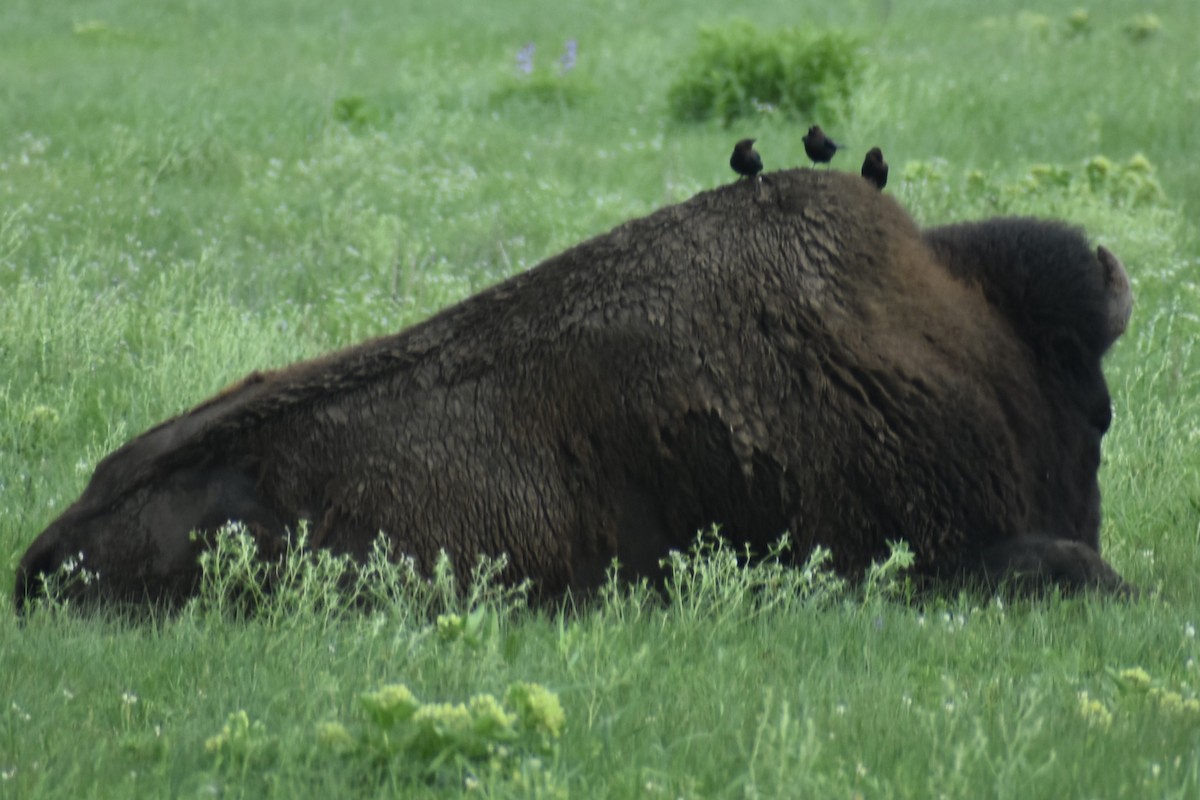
[2,0,1200,796]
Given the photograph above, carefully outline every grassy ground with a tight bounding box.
[2,0,1199,796]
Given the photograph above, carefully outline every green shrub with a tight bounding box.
[1124,13,1162,43]
[956,152,1168,210]
[901,152,1171,225]
[331,95,381,128]
[1065,8,1092,37]
[319,681,564,777]
[205,710,276,770]
[667,21,864,126]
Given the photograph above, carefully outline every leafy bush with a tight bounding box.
[898,152,1173,228]
[978,9,1172,46]
[667,21,864,126]
[201,682,564,785]
[331,95,381,128]
[205,710,276,770]
[318,681,564,777]
[1065,8,1092,37]
[1075,665,1200,732]
[952,152,1168,211]
[1124,13,1162,43]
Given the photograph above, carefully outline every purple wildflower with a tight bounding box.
[516,42,535,76]
[559,38,577,75]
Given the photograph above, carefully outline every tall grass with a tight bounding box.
[2,0,1199,796]
[6,529,1200,797]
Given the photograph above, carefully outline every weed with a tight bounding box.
[320,681,564,780]
[187,522,530,627]
[331,95,380,129]
[1124,14,1162,43]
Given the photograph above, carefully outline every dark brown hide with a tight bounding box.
[13,169,1132,612]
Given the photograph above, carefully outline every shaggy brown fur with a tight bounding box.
[13,169,1133,612]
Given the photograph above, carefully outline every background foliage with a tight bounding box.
[666,22,864,126]
[2,0,1199,796]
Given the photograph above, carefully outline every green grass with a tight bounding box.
[6,540,1200,798]
[2,0,1200,796]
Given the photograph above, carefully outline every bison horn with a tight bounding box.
[1097,245,1133,343]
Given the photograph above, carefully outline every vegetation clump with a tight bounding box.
[331,95,381,129]
[183,522,530,627]
[667,21,863,126]
[325,681,563,777]
[205,710,276,769]
[1124,13,1162,42]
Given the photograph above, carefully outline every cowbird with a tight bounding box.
[803,125,843,168]
[730,138,763,180]
[861,147,888,190]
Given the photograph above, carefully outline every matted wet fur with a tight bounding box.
[14,169,1133,613]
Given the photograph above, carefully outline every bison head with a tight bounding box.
[922,218,1132,588]
[14,444,284,614]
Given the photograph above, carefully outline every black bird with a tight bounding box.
[861,147,888,190]
[730,138,763,180]
[803,125,843,168]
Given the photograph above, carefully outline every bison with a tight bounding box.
[13,168,1134,613]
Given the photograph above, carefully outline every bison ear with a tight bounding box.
[1097,246,1133,346]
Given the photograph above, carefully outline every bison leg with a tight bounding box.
[975,536,1132,597]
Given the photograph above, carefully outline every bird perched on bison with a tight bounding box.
[861,147,888,190]
[803,125,843,168]
[730,138,763,181]
[13,170,1134,614]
